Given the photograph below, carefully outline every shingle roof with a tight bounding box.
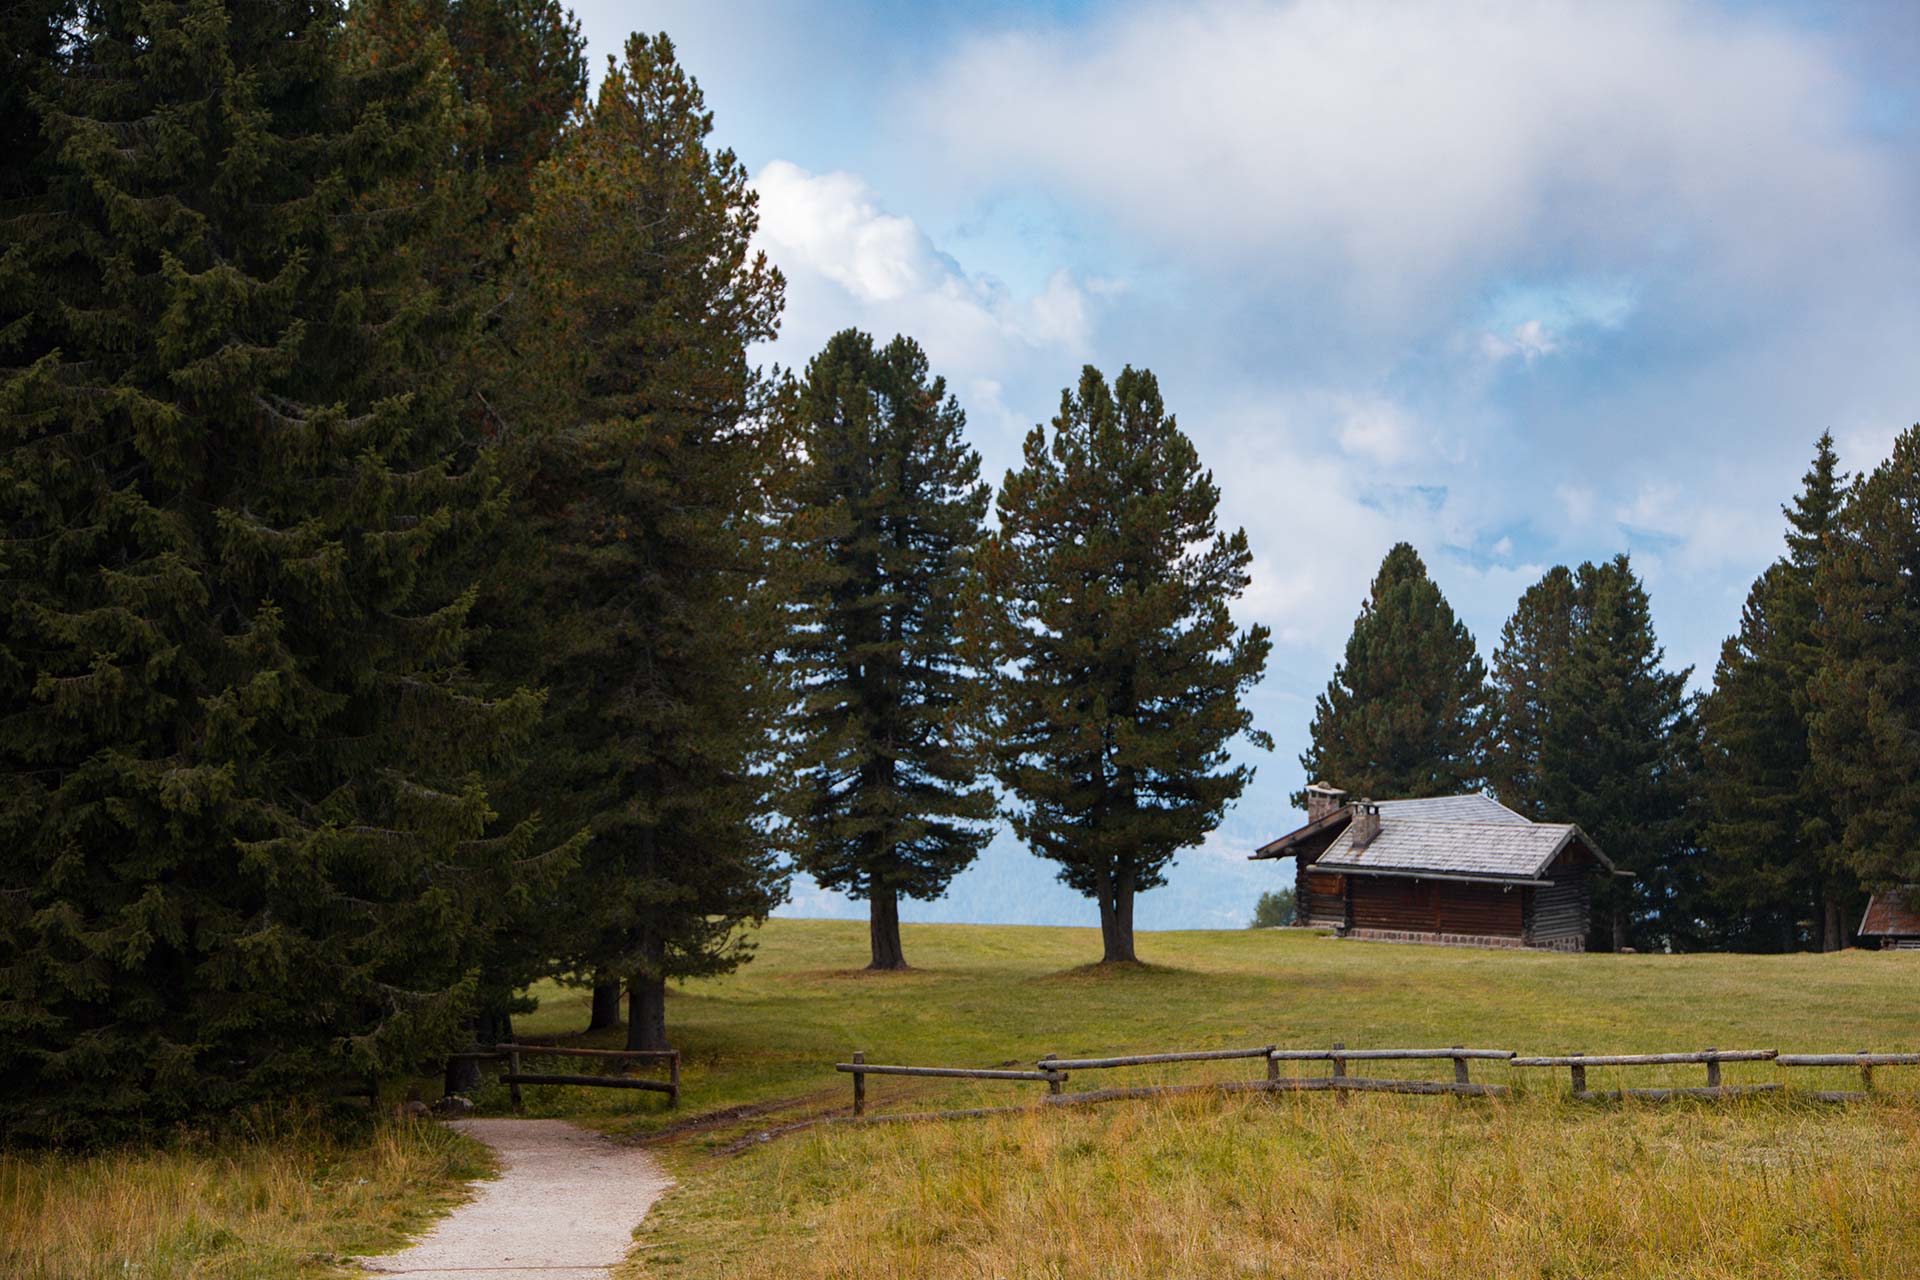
[1372,793,1531,825]
[1859,889,1920,937]
[1253,791,1616,882]
[1315,818,1586,882]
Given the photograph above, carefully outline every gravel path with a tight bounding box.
[360,1118,673,1279]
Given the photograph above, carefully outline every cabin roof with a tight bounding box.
[1859,889,1920,938]
[1253,791,1618,884]
[1317,819,1607,883]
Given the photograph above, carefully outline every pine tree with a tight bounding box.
[1300,543,1489,803]
[350,0,587,230]
[0,0,556,1140]
[1486,565,1577,818]
[1538,556,1698,951]
[345,0,592,1079]
[975,366,1271,964]
[785,330,995,971]
[1810,424,1920,896]
[497,33,789,1050]
[1701,435,1851,950]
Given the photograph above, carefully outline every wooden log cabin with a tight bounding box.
[1253,784,1621,952]
[1858,889,1920,950]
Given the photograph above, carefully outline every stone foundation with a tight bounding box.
[1341,927,1586,953]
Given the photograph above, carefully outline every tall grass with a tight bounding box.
[0,1107,492,1280]
[631,1090,1920,1279]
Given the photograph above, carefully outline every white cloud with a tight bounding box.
[1480,318,1560,363]
[750,160,1100,415]
[1335,395,1420,465]
[912,0,1904,333]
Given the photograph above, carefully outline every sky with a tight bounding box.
[572,0,1920,931]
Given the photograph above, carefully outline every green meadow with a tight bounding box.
[8,919,1919,1278]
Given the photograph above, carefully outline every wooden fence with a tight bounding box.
[1509,1049,1779,1101]
[838,1042,1517,1120]
[835,1042,1920,1123]
[452,1043,680,1108]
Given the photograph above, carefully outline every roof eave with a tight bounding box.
[1312,863,1552,888]
[1252,808,1351,859]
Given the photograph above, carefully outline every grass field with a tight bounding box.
[0,1106,492,1280]
[9,919,1919,1278]
[504,919,1920,1280]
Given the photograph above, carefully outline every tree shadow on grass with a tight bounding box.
[1038,959,1204,983]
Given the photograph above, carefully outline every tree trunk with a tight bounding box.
[626,934,669,1052]
[443,1016,484,1096]
[1610,907,1626,953]
[1098,869,1138,964]
[868,887,908,970]
[626,973,668,1051]
[589,977,623,1031]
[1823,894,1841,953]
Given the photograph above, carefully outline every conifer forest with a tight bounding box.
[3,0,1919,1148]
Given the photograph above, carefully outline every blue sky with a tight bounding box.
[574,0,1920,930]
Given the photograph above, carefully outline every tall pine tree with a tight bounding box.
[496,33,789,1050]
[350,0,587,232]
[1538,556,1698,951]
[1486,566,1576,818]
[0,0,556,1140]
[1810,424,1920,897]
[784,330,995,971]
[1300,543,1489,803]
[1701,435,1851,950]
[975,366,1270,964]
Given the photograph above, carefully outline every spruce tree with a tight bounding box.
[0,0,554,1140]
[975,366,1271,964]
[498,33,788,1049]
[351,0,587,230]
[1538,556,1698,950]
[785,330,995,971]
[1810,424,1920,896]
[1300,543,1489,802]
[1486,565,1577,818]
[1701,435,1851,950]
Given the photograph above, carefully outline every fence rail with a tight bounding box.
[453,1042,681,1107]
[836,1040,1920,1122]
[1510,1047,1783,1100]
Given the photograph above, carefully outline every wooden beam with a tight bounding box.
[834,1063,1061,1081]
[499,1073,676,1092]
[1511,1050,1776,1067]
[1043,1047,1273,1070]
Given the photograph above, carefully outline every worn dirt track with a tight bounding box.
[360,1118,672,1279]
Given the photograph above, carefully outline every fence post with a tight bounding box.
[1705,1048,1720,1089]
[1266,1045,1279,1084]
[1452,1044,1469,1086]
[1332,1042,1347,1105]
[508,1047,523,1111]
[669,1051,681,1106]
[852,1050,865,1116]
[1569,1052,1586,1095]
[1042,1053,1063,1095]
[1859,1049,1874,1095]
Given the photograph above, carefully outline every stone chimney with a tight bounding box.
[1304,782,1348,823]
[1349,800,1382,849]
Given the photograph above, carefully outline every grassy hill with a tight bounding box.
[510,918,1920,1128]
[550,920,1919,1280]
[8,919,1919,1278]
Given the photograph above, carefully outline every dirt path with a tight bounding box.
[360,1118,673,1280]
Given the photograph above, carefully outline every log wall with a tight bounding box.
[1297,866,1348,929]
[1348,877,1523,938]
[1525,862,1590,950]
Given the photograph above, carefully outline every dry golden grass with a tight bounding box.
[630,1090,1920,1280]
[0,1108,491,1280]
[581,921,1920,1279]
